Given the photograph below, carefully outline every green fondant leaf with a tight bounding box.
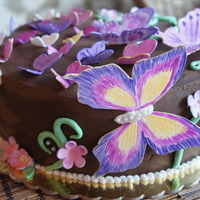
[23,166,35,181]
[46,159,63,170]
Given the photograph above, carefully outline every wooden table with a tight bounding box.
[1,174,200,200]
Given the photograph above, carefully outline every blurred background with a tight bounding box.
[0,0,199,31]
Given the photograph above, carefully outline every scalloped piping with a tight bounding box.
[34,155,200,188]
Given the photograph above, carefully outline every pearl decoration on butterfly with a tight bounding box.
[114,105,154,124]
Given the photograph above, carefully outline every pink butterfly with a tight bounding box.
[117,39,157,64]
[51,61,92,88]
[158,8,200,55]
[17,52,62,75]
[0,38,14,63]
[68,46,200,176]
[61,8,93,26]
[14,30,37,44]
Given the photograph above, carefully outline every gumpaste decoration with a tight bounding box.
[158,8,200,55]
[16,52,62,75]
[47,31,83,55]
[149,13,177,26]
[60,8,93,26]
[14,30,37,44]
[34,8,58,21]
[30,33,59,47]
[187,90,200,119]
[91,7,158,44]
[97,8,123,22]
[38,118,84,170]
[77,41,114,65]
[117,39,157,64]
[28,19,71,34]
[0,38,14,63]
[68,46,200,176]
[0,30,7,45]
[0,137,35,180]
[190,60,200,70]
[52,61,92,89]
[57,141,87,169]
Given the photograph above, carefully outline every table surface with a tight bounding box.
[1,174,200,200]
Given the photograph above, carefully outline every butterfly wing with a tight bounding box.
[14,30,37,44]
[0,38,14,63]
[33,52,62,71]
[68,63,136,111]
[121,27,158,44]
[133,46,186,108]
[93,123,146,176]
[142,112,200,154]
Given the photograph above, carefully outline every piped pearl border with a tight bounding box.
[34,155,200,188]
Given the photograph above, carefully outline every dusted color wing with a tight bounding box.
[68,63,136,111]
[122,7,154,29]
[121,27,158,44]
[33,52,62,71]
[133,46,186,107]
[142,111,200,154]
[93,123,146,176]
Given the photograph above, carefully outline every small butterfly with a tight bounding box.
[117,39,157,64]
[34,9,59,21]
[51,61,92,88]
[30,33,59,47]
[61,8,93,26]
[91,7,158,44]
[28,20,71,34]
[77,41,114,65]
[16,52,62,75]
[157,8,200,55]
[68,46,200,176]
[14,30,37,44]
[0,38,14,63]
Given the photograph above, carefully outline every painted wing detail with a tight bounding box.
[93,123,146,176]
[133,46,186,107]
[142,111,200,154]
[69,63,136,111]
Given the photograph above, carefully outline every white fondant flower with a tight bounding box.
[187,90,200,118]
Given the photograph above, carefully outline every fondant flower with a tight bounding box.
[57,141,87,169]
[9,148,32,170]
[0,137,19,162]
[187,90,200,118]
[77,41,114,65]
[157,8,200,55]
[97,8,123,22]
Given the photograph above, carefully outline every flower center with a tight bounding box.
[114,105,154,124]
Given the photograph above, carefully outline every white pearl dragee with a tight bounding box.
[114,105,154,124]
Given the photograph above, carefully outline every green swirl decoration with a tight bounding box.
[37,117,83,170]
[190,60,200,70]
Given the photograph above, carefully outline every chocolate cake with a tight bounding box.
[0,6,200,199]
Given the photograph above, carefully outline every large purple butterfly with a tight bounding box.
[68,46,200,176]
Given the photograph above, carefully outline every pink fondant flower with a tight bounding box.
[187,90,200,118]
[0,137,19,162]
[57,141,87,169]
[9,148,32,170]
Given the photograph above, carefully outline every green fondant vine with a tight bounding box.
[37,117,83,170]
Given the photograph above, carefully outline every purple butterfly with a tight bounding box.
[14,30,37,44]
[91,7,158,44]
[28,20,71,34]
[77,41,114,65]
[68,46,200,176]
[158,8,200,55]
[16,52,62,75]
